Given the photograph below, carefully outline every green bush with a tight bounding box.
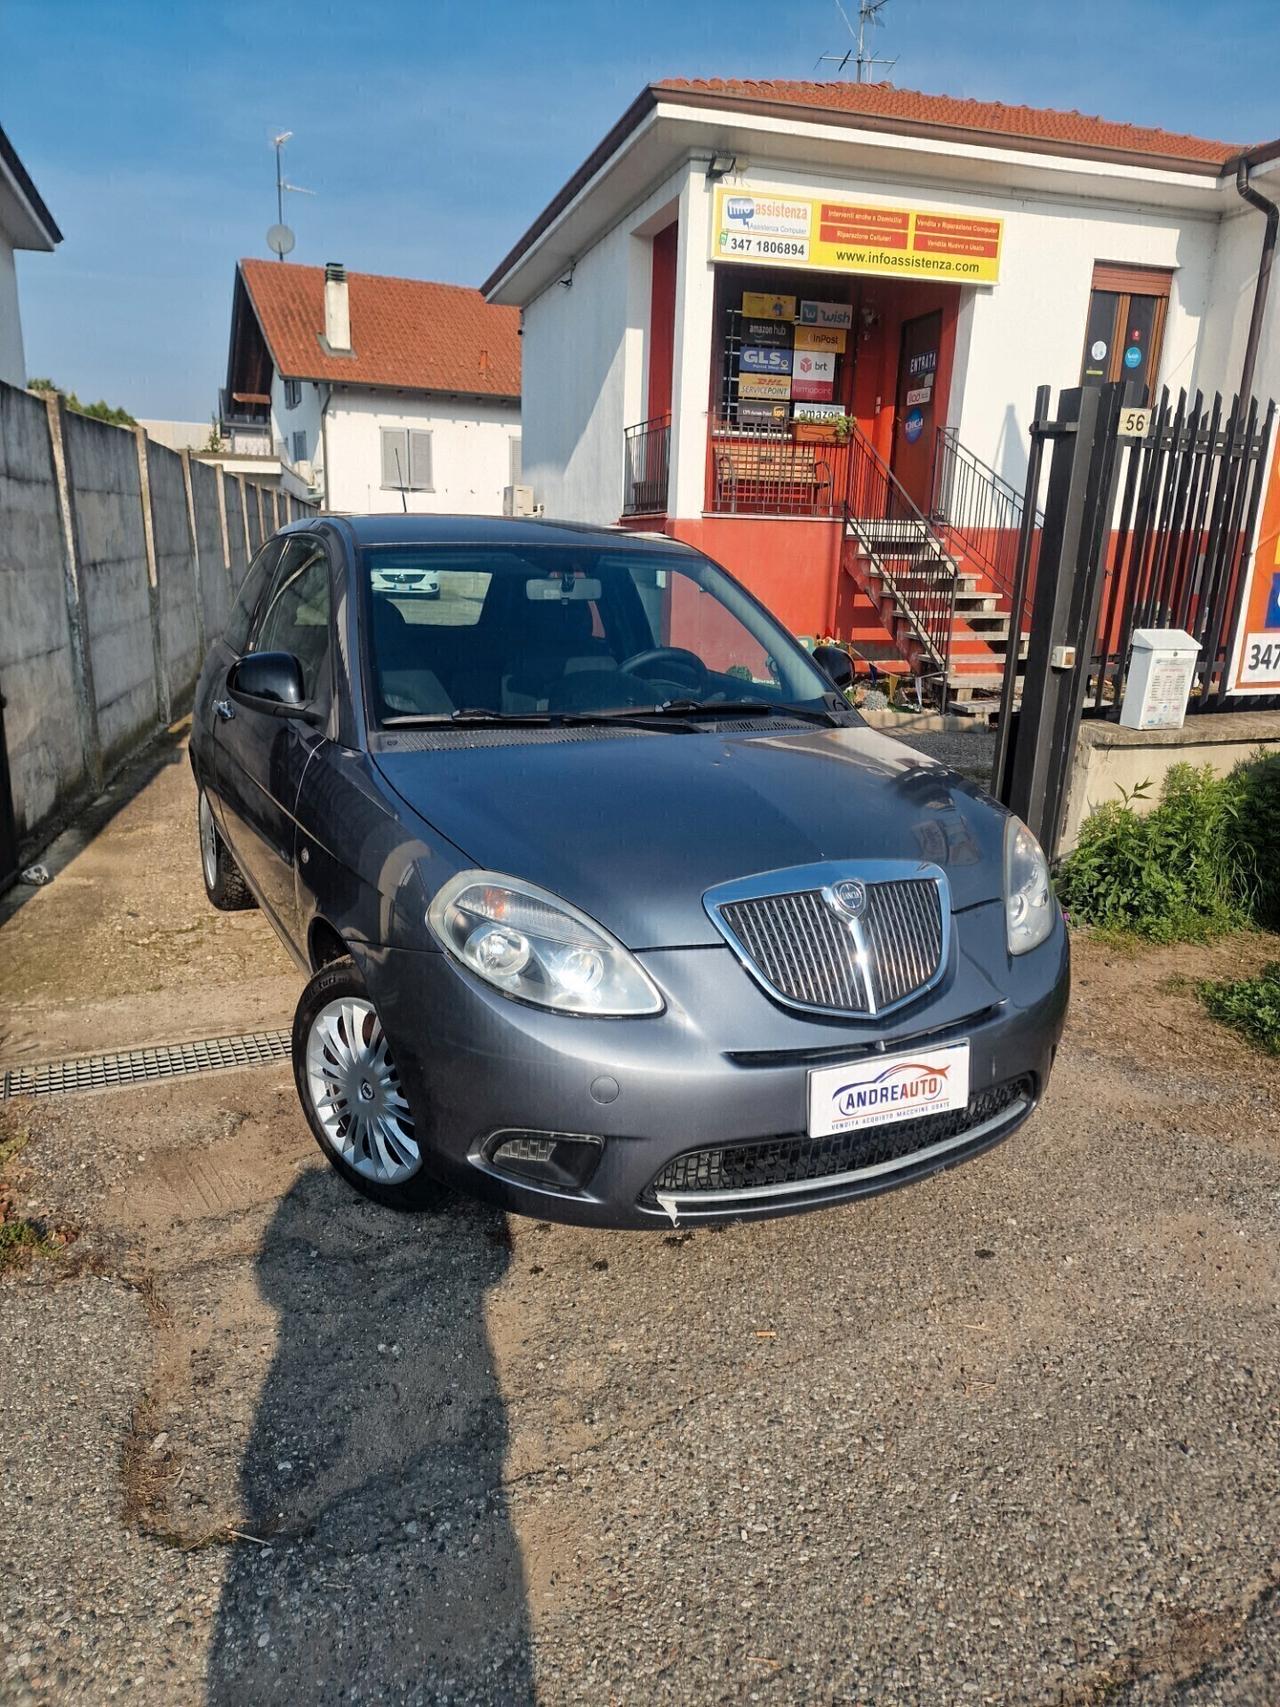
[1225,752,1280,930]
[1056,763,1246,941]
[1199,963,1280,1055]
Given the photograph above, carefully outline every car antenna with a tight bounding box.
[393,447,408,512]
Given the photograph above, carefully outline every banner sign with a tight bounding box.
[714,188,1003,284]
[799,300,854,330]
[1227,429,1280,694]
[793,403,846,423]
[791,350,836,401]
[739,345,793,375]
[738,400,790,429]
[742,318,793,347]
[741,291,797,320]
[794,324,847,353]
[738,372,792,400]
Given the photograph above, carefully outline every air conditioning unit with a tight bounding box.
[503,484,535,517]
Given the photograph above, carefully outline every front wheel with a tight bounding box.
[292,957,434,1210]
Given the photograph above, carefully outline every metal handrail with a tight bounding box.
[622,414,671,516]
[845,424,959,702]
[932,426,1042,627]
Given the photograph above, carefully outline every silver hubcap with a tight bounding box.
[198,792,219,891]
[304,997,420,1185]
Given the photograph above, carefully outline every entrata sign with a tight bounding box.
[713,187,1003,284]
[1228,427,1280,695]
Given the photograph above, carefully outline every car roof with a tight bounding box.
[282,512,698,552]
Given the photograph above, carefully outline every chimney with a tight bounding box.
[323,261,351,353]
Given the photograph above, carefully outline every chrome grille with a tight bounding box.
[715,875,945,1016]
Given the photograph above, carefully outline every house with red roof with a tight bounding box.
[483,80,1279,695]
[223,259,522,514]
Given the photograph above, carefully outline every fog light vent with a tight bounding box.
[486,1129,603,1192]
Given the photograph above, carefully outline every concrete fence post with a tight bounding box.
[133,426,171,728]
[179,449,207,664]
[43,392,103,793]
[214,465,234,599]
[237,474,252,565]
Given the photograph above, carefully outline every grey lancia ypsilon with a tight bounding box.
[191,515,1068,1227]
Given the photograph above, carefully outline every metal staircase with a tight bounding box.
[842,425,1037,707]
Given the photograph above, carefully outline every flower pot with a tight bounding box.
[794,422,839,445]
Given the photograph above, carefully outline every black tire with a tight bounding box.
[197,787,255,911]
[292,956,436,1210]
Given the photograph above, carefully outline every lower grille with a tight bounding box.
[641,1075,1032,1207]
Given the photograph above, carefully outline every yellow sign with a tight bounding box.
[795,324,847,353]
[740,291,796,320]
[713,188,1003,284]
[737,372,792,400]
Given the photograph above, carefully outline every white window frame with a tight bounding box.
[380,426,433,492]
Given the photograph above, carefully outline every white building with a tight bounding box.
[222,259,521,514]
[483,80,1280,684]
[0,123,61,388]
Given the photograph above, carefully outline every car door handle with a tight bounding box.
[214,699,235,721]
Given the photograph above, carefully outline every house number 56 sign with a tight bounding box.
[1116,407,1153,438]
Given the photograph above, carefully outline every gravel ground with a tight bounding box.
[890,724,999,787]
[1,733,1278,1705]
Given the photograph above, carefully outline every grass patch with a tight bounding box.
[0,1217,59,1273]
[1057,754,1280,943]
[1199,963,1280,1056]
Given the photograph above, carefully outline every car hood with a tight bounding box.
[372,724,1007,949]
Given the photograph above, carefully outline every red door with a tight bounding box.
[891,310,941,512]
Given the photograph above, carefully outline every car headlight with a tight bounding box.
[1003,817,1055,955]
[427,871,663,1016]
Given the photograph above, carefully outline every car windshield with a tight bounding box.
[359,543,837,724]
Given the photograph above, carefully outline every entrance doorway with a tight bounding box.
[890,309,942,511]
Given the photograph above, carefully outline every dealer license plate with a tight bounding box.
[807,1042,971,1139]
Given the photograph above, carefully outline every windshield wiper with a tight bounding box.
[608,698,841,726]
[380,707,700,732]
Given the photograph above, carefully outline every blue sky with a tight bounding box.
[4,0,1276,419]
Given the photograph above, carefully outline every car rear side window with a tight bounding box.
[223,540,282,654]
[252,537,333,702]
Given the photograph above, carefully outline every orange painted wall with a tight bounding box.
[666,516,845,637]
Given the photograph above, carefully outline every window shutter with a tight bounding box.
[509,435,522,486]
[409,430,433,491]
[381,428,407,489]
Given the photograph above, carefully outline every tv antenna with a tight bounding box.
[816,0,898,82]
[267,130,315,260]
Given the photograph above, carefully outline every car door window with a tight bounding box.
[252,537,333,703]
[224,540,283,654]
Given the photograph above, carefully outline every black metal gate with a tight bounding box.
[994,380,1275,855]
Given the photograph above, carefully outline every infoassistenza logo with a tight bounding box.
[725,196,756,226]
[830,1060,951,1120]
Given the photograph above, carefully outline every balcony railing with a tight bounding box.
[931,427,1042,629]
[709,420,851,517]
[622,414,671,515]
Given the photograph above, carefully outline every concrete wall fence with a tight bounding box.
[0,376,314,861]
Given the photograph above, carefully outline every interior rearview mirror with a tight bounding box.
[228,651,315,719]
[525,576,603,602]
[812,642,855,692]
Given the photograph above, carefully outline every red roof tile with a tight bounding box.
[240,259,520,397]
[657,79,1244,167]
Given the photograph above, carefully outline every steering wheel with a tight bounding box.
[619,647,710,696]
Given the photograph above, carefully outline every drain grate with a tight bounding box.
[1,1030,293,1100]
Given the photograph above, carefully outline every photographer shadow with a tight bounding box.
[207,1167,532,1702]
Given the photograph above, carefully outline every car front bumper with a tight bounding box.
[355,902,1069,1229]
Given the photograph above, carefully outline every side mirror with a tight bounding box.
[813,643,855,692]
[228,651,315,719]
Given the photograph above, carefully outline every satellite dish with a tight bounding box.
[267,223,295,257]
